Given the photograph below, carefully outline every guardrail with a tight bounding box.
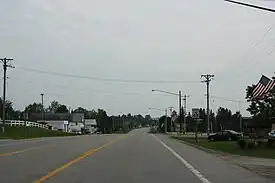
[0,120,49,129]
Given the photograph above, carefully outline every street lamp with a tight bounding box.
[149,107,168,133]
[152,89,189,133]
[41,93,44,123]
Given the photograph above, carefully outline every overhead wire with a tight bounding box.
[8,77,157,97]
[233,22,275,77]
[16,66,201,84]
[210,95,247,103]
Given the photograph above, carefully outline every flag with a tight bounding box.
[252,75,275,98]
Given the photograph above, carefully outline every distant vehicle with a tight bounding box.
[268,130,275,138]
[149,126,157,133]
[208,130,242,141]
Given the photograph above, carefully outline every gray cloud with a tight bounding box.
[1,0,275,117]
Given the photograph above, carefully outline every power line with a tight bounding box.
[16,66,201,84]
[8,77,154,97]
[233,23,275,77]
[210,95,247,103]
[224,0,275,13]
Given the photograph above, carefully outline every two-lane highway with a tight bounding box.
[0,128,274,183]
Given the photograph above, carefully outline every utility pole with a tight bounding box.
[179,90,182,133]
[1,58,14,132]
[239,101,242,133]
[201,74,214,136]
[168,107,173,132]
[183,95,190,133]
[41,93,44,123]
[164,108,167,133]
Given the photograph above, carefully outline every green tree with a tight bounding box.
[246,79,275,125]
[47,101,60,113]
[86,109,97,119]
[216,107,232,131]
[96,109,111,133]
[73,107,87,113]
[56,104,69,113]
[145,114,152,121]
[0,98,17,120]
[25,102,43,113]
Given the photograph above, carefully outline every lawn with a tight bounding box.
[172,136,275,159]
[0,125,77,140]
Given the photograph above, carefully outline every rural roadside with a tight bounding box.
[171,134,275,181]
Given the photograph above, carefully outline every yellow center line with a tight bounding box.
[0,145,51,157]
[33,135,127,183]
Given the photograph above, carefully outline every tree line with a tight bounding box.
[158,107,242,133]
[0,99,154,133]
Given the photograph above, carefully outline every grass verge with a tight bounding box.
[0,125,77,140]
[172,136,275,159]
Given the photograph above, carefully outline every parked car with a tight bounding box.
[208,130,242,141]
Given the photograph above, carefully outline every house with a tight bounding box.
[84,119,97,133]
[242,117,271,138]
[45,120,69,132]
[31,112,84,132]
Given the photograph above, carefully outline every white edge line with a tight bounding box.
[152,134,212,183]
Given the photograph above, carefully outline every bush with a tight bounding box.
[256,140,264,148]
[247,141,256,148]
[266,139,275,148]
[237,139,247,148]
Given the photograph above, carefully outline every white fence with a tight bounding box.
[0,120,49,129]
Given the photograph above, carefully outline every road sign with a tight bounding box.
[192,108,200,119]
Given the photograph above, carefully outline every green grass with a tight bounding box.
[0,125,77,140]
[172,136,275,159]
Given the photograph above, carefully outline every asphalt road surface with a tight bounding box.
[0,128,274,183]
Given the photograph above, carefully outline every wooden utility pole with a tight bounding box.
[183,95,190,133]
[201,74,214,136]
[1,58,14,132]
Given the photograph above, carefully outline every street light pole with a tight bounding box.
[149,107,167,133]
[152,89,188,133]
[41,93,44,123]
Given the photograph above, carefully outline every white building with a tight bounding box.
[84,119,97,133]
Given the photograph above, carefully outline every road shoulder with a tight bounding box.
[154,134,274,183]
[172,135,275,181]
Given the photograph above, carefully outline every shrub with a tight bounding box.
[256,140,264,148]
[247,141,256,148]
[237,139,247,148]
[266,139,275,148]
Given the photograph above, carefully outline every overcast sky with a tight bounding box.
[1,0,275,117]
